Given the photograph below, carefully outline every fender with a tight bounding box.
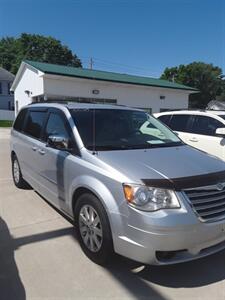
[69,175,122,213]
[69,175,127,239]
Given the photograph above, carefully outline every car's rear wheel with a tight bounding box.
[12,154,27,188]
[74,193,114,265]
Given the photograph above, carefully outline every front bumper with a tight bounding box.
[113,220,225,265]
[111,195,225,265]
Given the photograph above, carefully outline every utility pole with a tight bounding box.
[90,57,94,70]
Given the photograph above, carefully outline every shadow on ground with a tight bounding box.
[107,250,225,291]
[0,217,26,300]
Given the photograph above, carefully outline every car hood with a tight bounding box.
[96,145,225,186]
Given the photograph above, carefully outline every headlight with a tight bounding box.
[123,184,180,211]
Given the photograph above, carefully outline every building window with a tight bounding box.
[0,82,2,94]
[8,82,11,95]
[71,97,117,104]
[160,108,176,112]
[44,97,117,105]
[144,108,152,114]
[135,108,152,114]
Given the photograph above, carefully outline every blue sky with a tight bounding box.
[0,0,224,77]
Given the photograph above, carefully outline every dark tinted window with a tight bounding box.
[70,109,181,151]
[169,115,190,132]
[45,113,69,140]
[191,116,225,136]
[158,114,171,126]
[23,110,46,139]
[13,109,27,132]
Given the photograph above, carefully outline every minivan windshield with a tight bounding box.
[70,109,183,151]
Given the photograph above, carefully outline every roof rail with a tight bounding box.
[165,108,207,112]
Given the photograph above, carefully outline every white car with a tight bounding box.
[154,110,225,161]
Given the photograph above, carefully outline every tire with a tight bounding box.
[74,193,114,265]
[12,154,27,189]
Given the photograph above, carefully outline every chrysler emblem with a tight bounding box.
[217,183,225,191]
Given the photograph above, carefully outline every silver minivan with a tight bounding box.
[11,103,225,265]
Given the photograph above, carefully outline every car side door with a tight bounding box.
[187,115,225,160]
[20,107,48,190]
[38,108,79,210]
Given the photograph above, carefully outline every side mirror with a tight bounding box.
[215,128,225,137]
[47,135,69,150]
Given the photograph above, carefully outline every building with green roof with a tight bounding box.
[11,60,197,114]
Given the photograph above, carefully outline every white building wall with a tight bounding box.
[14,66,44,114]
[43,76,189,113]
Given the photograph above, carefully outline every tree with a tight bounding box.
[0,33,82,74]
[160,62,224,108]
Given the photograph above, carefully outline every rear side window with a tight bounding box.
[157,114,171,126]
[13,109,27,132]
[169,115,191,132]
[23,110,46,139]
[190,115,225,136]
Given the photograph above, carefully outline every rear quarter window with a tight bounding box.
[13,108,28,132]
[157,114,171,126]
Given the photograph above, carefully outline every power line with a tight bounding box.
[80,56,160,77]
[93,57,154,72]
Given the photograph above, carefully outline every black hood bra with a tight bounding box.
[142,170,225,191]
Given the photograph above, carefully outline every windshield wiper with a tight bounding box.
[149,141,184,148]
[86,145,130,151]
[86,144,152,151]
[86,142,183,151]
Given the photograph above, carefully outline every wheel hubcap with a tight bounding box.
[13,160,20,183]
[79,205,103,252]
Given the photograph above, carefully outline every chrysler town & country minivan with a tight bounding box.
[10,103,225,265]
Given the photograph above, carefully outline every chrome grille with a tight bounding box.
[184,185,225,222]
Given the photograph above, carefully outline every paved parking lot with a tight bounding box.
[1,128,225,300]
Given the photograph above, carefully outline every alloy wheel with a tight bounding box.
[13,159,20,183]
[79,205,103,252]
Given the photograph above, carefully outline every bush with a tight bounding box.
[0,120,13,127]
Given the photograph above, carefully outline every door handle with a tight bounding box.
[38,149,45,155]
[189,137,198,142]
[32,146,37,151]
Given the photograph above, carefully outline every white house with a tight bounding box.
[0,67,15,110]
[11,60,197,115]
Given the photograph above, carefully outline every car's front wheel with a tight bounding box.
[12,154,27,189]
[74,193,114,265]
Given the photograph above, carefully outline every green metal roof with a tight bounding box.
[24,60,197,92]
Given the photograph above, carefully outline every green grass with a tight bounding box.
[0,120,13,127]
